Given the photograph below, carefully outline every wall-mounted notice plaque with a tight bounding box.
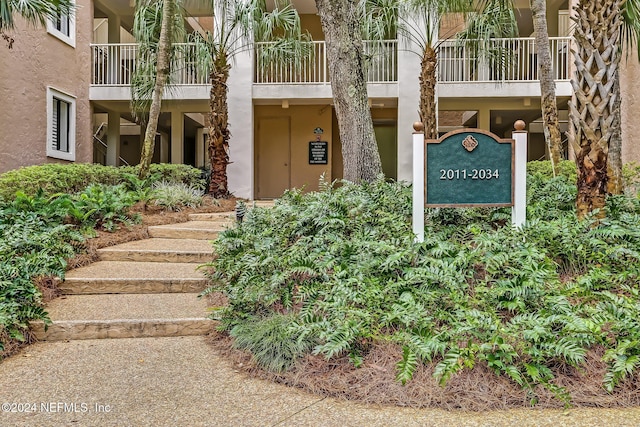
[309,141,328,164]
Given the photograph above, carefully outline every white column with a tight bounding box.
[171,111,184,164]
[195,127,205,168]
[412,124,425,242]
[106,110,120,166]
[396,13,422,183]
[512,120,528,227]
[227,47,254,199]
[478,107,491,131]
[160,132,169,163]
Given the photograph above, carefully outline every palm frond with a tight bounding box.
[622,0,640,59]
[130,0,187,120]
[0,0,74,31]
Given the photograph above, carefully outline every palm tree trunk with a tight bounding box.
[420,45,438,140]
[208,54,232,198]
[316,0,382,182]
[530,0,562,175]
[569,0,624,218]
[139,0,174,179]
[607,75,623,194]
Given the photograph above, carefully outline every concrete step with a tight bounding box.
[97,238,214,263]
[60,261,209,294]
[148,221,228,240]
[188,212,235,222]
[31,293,213,341]
[252,200,276,208]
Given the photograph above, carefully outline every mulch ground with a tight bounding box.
[207,330,640,411]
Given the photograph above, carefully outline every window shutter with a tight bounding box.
[52,99,59,151]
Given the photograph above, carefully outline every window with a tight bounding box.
[47,2,75,47]
[47,87,76,161]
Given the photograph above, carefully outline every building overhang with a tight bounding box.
[438,81,573,98]
[252,82,398,101]
[90,85,210,102]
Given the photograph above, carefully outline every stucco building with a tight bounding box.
[0,0,638,199]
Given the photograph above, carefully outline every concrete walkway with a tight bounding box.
[1,210,639,426]
[2,337,639,426]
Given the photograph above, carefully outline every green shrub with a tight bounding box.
[230,314,315,372]
[71,184,139,232]
[0,164,122,200]
[526,160,577,182]
[144,164,205,189]
[0,163,205,201]
[0,192,85,352]
[623,162,640,196]
[526,160,640,197]
[151,181,206,211]
[202,175,640,404]
[526,174,576,221]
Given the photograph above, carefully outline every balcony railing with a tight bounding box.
[438,37,571,83]
[254,40,398,84]
[91,43,209,86]
[91,37,570,87]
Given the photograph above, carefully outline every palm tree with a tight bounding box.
[401,0,518,139]
[191,0,309,197]
[530,0,562,176]
[569,0,634,217]
[131,0,184,179]
[0,0,74,48]
[131,0,182,179]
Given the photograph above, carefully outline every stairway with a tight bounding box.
[30,212,235,341]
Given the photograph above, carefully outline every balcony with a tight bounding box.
[437,37,573,98]
[90,37,573,101]
[91,41,398,87]
[254,40,398,84]
[438,37,570,82]
[91,43,209,86]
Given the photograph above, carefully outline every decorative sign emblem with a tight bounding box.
[462,135,479,152]
[313,127,324,135]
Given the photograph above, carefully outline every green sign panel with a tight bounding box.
[425,129,514,207]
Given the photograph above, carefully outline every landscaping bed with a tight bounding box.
[202,164,640,409]
[0,163,232,359]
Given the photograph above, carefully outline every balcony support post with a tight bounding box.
[227,49,254,199]
[170,111,184,164]
[478,108,491,131]
[196,127,206,168]
[106,110,121,166]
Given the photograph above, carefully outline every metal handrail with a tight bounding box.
[92,122,130,166]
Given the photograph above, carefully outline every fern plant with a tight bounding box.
[201,171,640,404]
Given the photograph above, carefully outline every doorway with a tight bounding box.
[256,117,291,199]
[374,122,398,180]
